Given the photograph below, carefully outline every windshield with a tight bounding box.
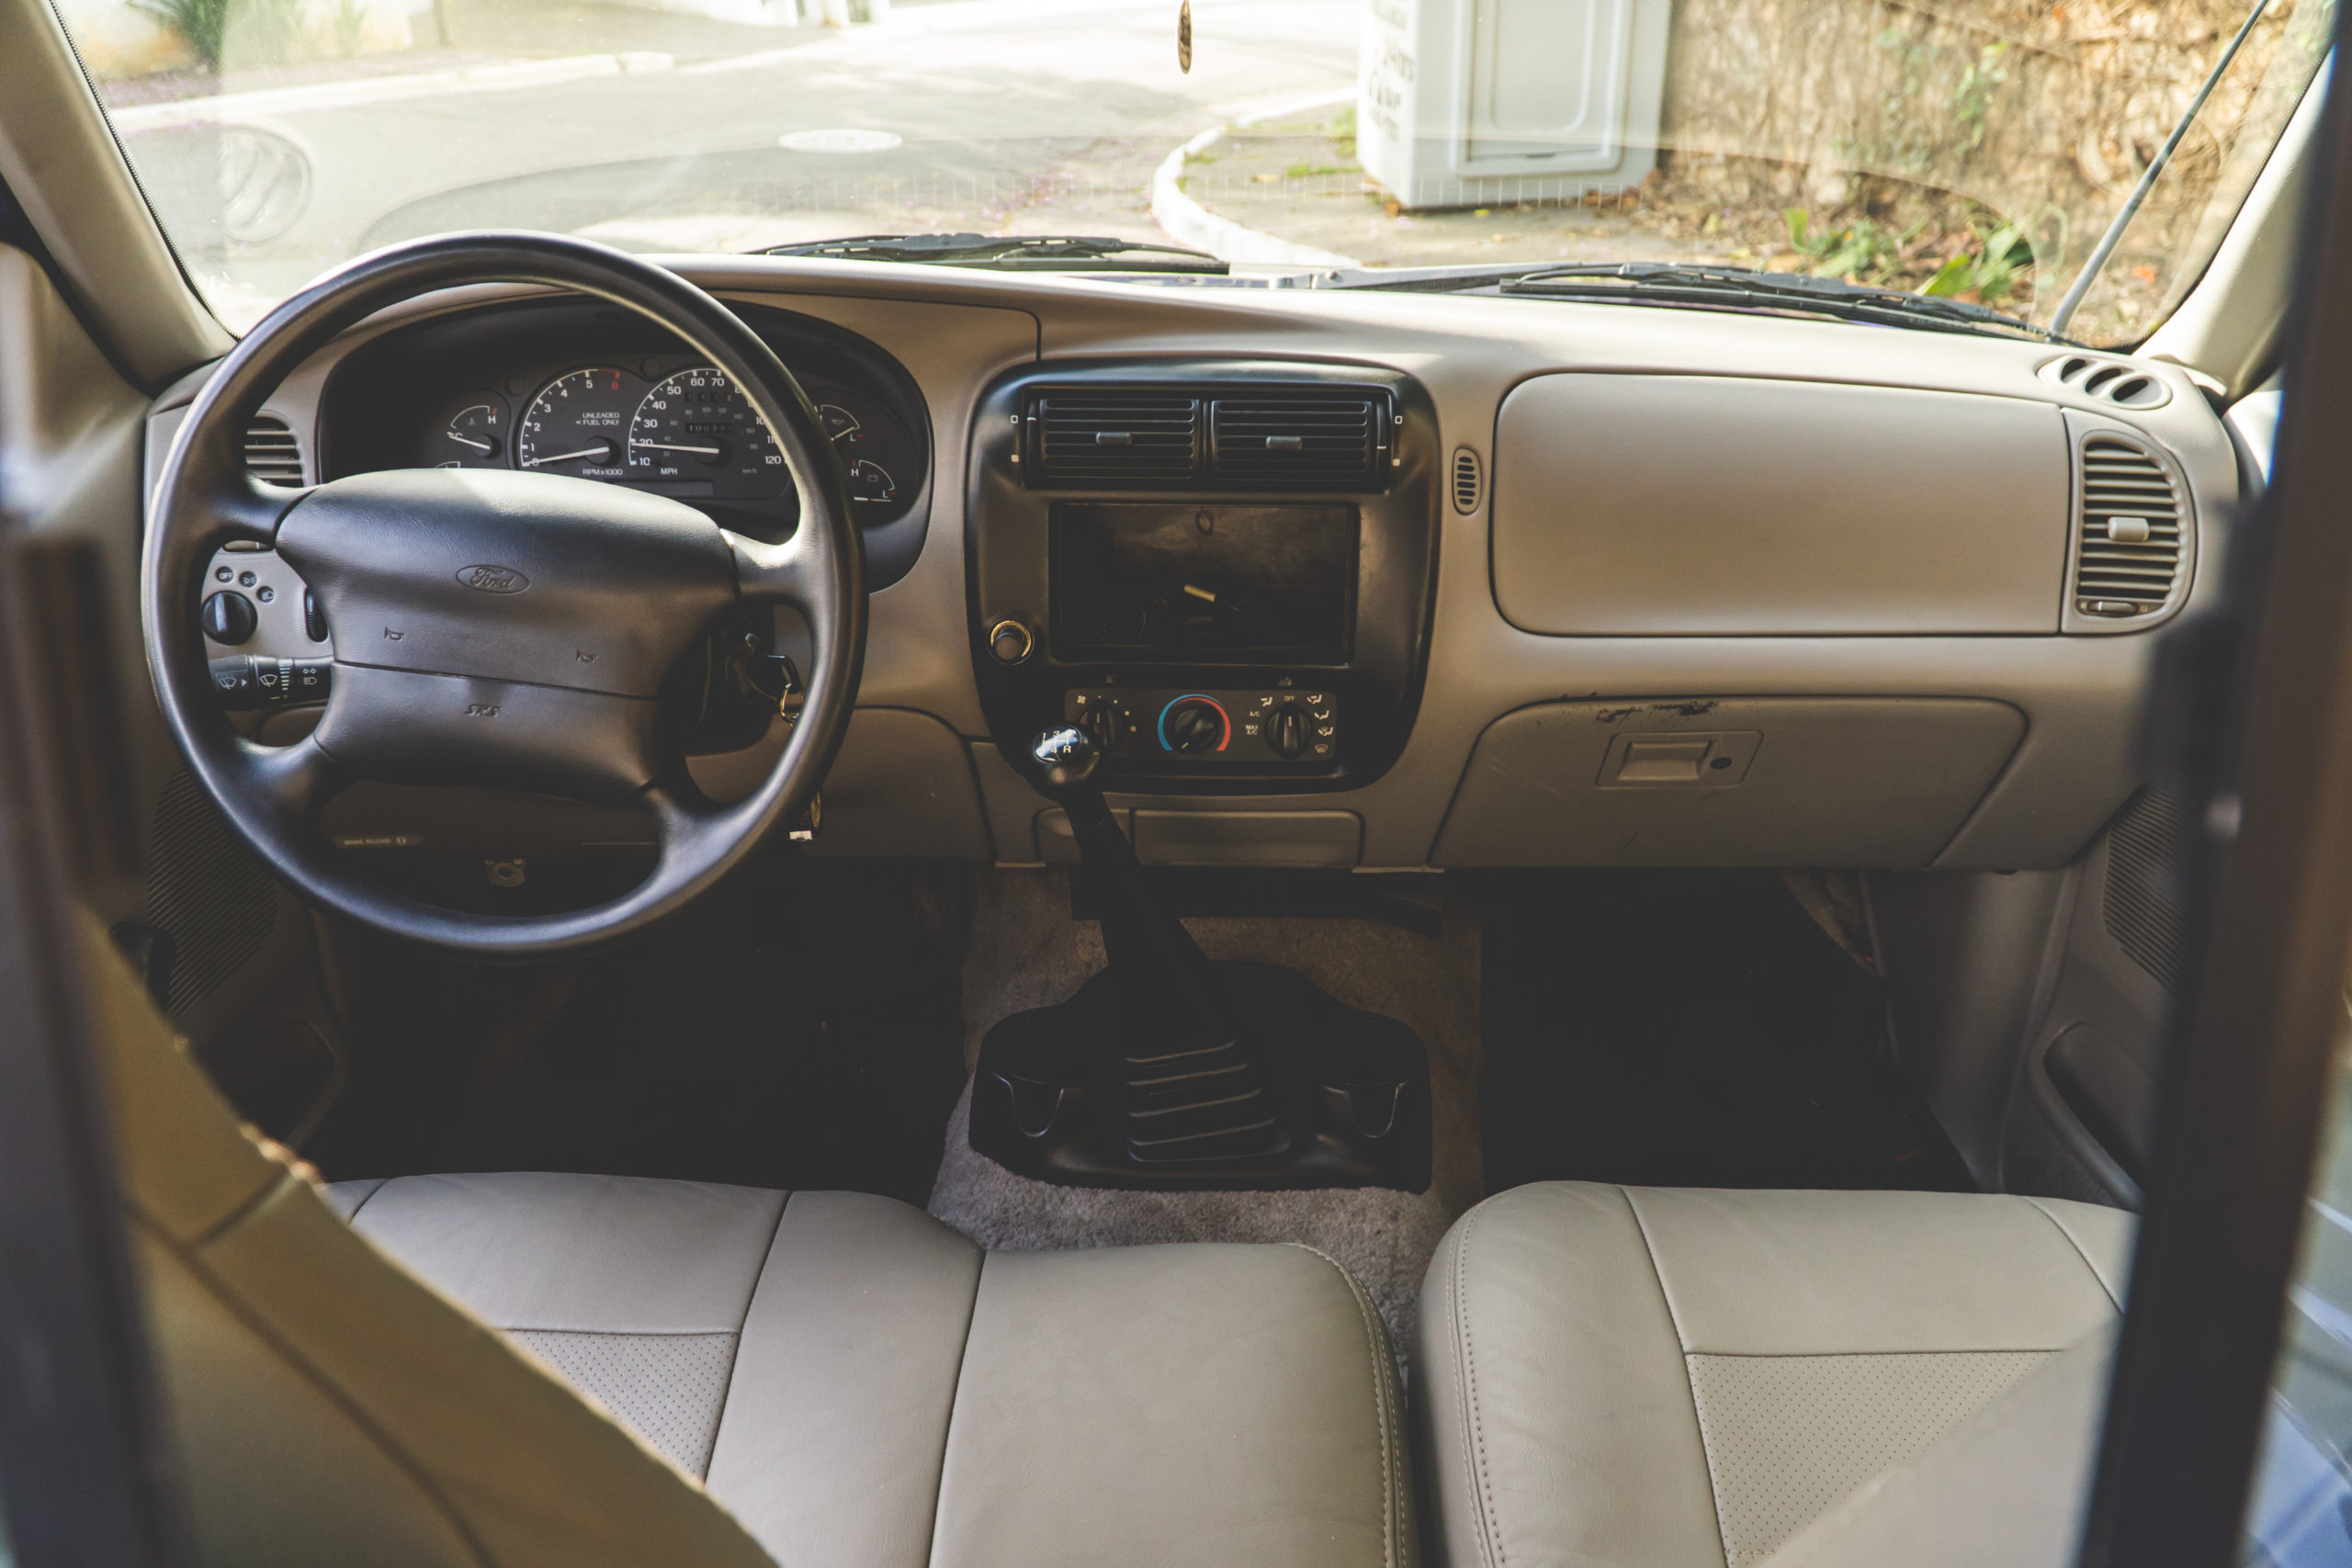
[61,0,2334,344]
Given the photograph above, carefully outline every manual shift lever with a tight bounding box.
[1020,727,1233,1055]
[968,727,1433,1190]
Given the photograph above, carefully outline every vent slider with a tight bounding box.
[2072,435,2186,621]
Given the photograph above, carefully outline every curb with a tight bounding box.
[1150,86,1362,269]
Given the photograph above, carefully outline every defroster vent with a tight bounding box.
[1032,391,1201,483]
[243,415,305,485]
[1209,394,1381,486]
[2072,435,2186,621]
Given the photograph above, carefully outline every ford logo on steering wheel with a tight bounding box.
[458,564,529,594]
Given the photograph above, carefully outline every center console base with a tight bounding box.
[971,961,1432,1192]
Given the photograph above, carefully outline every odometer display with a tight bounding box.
[627,367,786,499]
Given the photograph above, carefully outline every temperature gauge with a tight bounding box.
[428,392,506,468]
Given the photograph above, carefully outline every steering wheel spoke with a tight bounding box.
[725,526,825,615]
[209,468,308,548]
[234,731,346,820]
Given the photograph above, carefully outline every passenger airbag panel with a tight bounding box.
[1490,376,2070,635]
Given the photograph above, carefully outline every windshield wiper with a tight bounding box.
[1493,262,2086,345]
[759,232,1228,274]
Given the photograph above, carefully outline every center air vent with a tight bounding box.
[2072,434,2187,623]
[1209,394,1382,486]
[243,415,304,485]
[1020,382,1396,491]
[1031,391,1201,483]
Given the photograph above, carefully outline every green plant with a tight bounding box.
[132,0,232,66]
[137,0,303,66]
[1781,209,1917,283]
[332,0,368,55]
[1332,105,1356,164]
[1919,222,2033,304]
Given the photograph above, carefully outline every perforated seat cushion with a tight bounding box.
[329,1174,1412,1568]
[1413,1182,2133,1568]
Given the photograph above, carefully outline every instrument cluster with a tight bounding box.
[416,356,918,525]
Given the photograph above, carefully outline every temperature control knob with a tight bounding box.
[1159,695,1229,754]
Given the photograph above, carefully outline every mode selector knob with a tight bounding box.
[1160,695,1228,755]
[1266,703,1308,760]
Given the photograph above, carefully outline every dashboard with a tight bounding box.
[149,260,2248,874]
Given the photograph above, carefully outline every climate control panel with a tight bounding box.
[1065,685,1340,768]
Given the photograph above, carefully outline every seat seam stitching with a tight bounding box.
[922,1241,989,1568]
[341,1176,390,1224]
[500,1327,741,1339]
[1671,1346,2078,1359]
[698,1189,790,1482]
[1285,1242,1401,1568]
[1453,1202,1506,1568]
[1623,1187,1731,1568]
[2021,1197,2124,1312]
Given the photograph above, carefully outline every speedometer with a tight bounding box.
[516,367,633,479]
[627,367,786,499]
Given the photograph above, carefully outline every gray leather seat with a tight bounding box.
[1415,1181,2134,1568]
[324,1172,1414,1568]
[85,921,1408,1568]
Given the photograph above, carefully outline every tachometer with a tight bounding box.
[516,367,633,479]
[627,367,786,499]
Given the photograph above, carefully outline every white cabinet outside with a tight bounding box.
[1358,0,1670,210]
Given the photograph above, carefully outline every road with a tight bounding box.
[118,0,1361,323]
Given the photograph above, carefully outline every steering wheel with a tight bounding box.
[141,233,865,956]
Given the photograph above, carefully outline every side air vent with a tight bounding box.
[1208,394,1382,487]
[243,415,305,485]
[2040,354,2172,410]
[1031,391,1201,483]
[1451,446,1482,514]
[2071,435,2188,623]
